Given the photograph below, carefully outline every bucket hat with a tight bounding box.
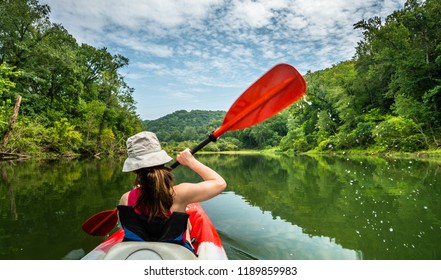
[122,131,172,172]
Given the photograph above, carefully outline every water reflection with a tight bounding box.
[200,154,441,260]
[0,158,131,260]
[1,154,440,260]
[202,192,361,260]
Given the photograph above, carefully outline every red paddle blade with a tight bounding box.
[81,209,118,236]
[213,64,306,137]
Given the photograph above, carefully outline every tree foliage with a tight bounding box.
[0,0,142,156]
[143,110,225,142]
[279,0,441,153]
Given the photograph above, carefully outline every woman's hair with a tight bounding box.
[133,165,175,220]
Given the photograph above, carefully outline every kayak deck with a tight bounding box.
[82,203,227,260]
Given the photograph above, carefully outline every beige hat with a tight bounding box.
[122,131,172,172]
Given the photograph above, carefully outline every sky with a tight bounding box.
[39,0,406,120]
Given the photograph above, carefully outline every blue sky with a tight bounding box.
[39,0,406,120]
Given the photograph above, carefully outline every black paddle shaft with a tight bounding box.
[169,132,218,169]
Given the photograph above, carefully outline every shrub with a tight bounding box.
[372,116,426,151]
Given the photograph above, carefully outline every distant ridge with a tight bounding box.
[142,110,226,142]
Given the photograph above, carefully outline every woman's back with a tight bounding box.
[117,131,226,252]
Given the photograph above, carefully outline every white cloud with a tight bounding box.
[284,14,309,30]
[171,91,196,100]
[230,0,273,28]
[106,33,174,57]
[134,63,164,71]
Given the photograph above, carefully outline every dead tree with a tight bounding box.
[1,95,22,148]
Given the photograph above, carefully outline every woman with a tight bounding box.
[117,131,226,253]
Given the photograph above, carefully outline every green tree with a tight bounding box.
[47,118,82,153]
[0,62,20,142]
[0,62,19,96]
[353,0,441,148]
[372,116,426,152]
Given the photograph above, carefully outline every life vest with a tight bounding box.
[117,188,194,254]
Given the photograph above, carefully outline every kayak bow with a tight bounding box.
[82,203,227,260]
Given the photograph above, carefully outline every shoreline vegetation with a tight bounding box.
[1,1,440,161]
[2,147,440,164]
[195,148,438,157]
[194,148,441,160]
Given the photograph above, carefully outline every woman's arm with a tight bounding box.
[119,191,129,205]
[172,149,226,207]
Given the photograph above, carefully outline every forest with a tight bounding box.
[0,0,142,158]
[1,0,440,158]
[289,0,441,154]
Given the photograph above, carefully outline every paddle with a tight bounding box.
[82,63,306,236]
[170,63,306,167]
[82,209,118,236]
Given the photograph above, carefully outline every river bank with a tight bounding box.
[300,149,441,164]
[2,147,441,163]
[205,147,441,162]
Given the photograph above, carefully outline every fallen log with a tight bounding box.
[0,152,30,160]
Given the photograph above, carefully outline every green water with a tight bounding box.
[0,154,440,260]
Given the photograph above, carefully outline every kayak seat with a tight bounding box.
[117,205,195,254]
[103,241,197,260]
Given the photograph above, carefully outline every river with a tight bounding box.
[0,154,440,260]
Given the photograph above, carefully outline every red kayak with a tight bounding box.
[82,203,228,260]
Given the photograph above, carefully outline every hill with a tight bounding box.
[142,110,226,142]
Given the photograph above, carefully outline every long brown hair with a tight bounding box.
[133,166,175,220]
